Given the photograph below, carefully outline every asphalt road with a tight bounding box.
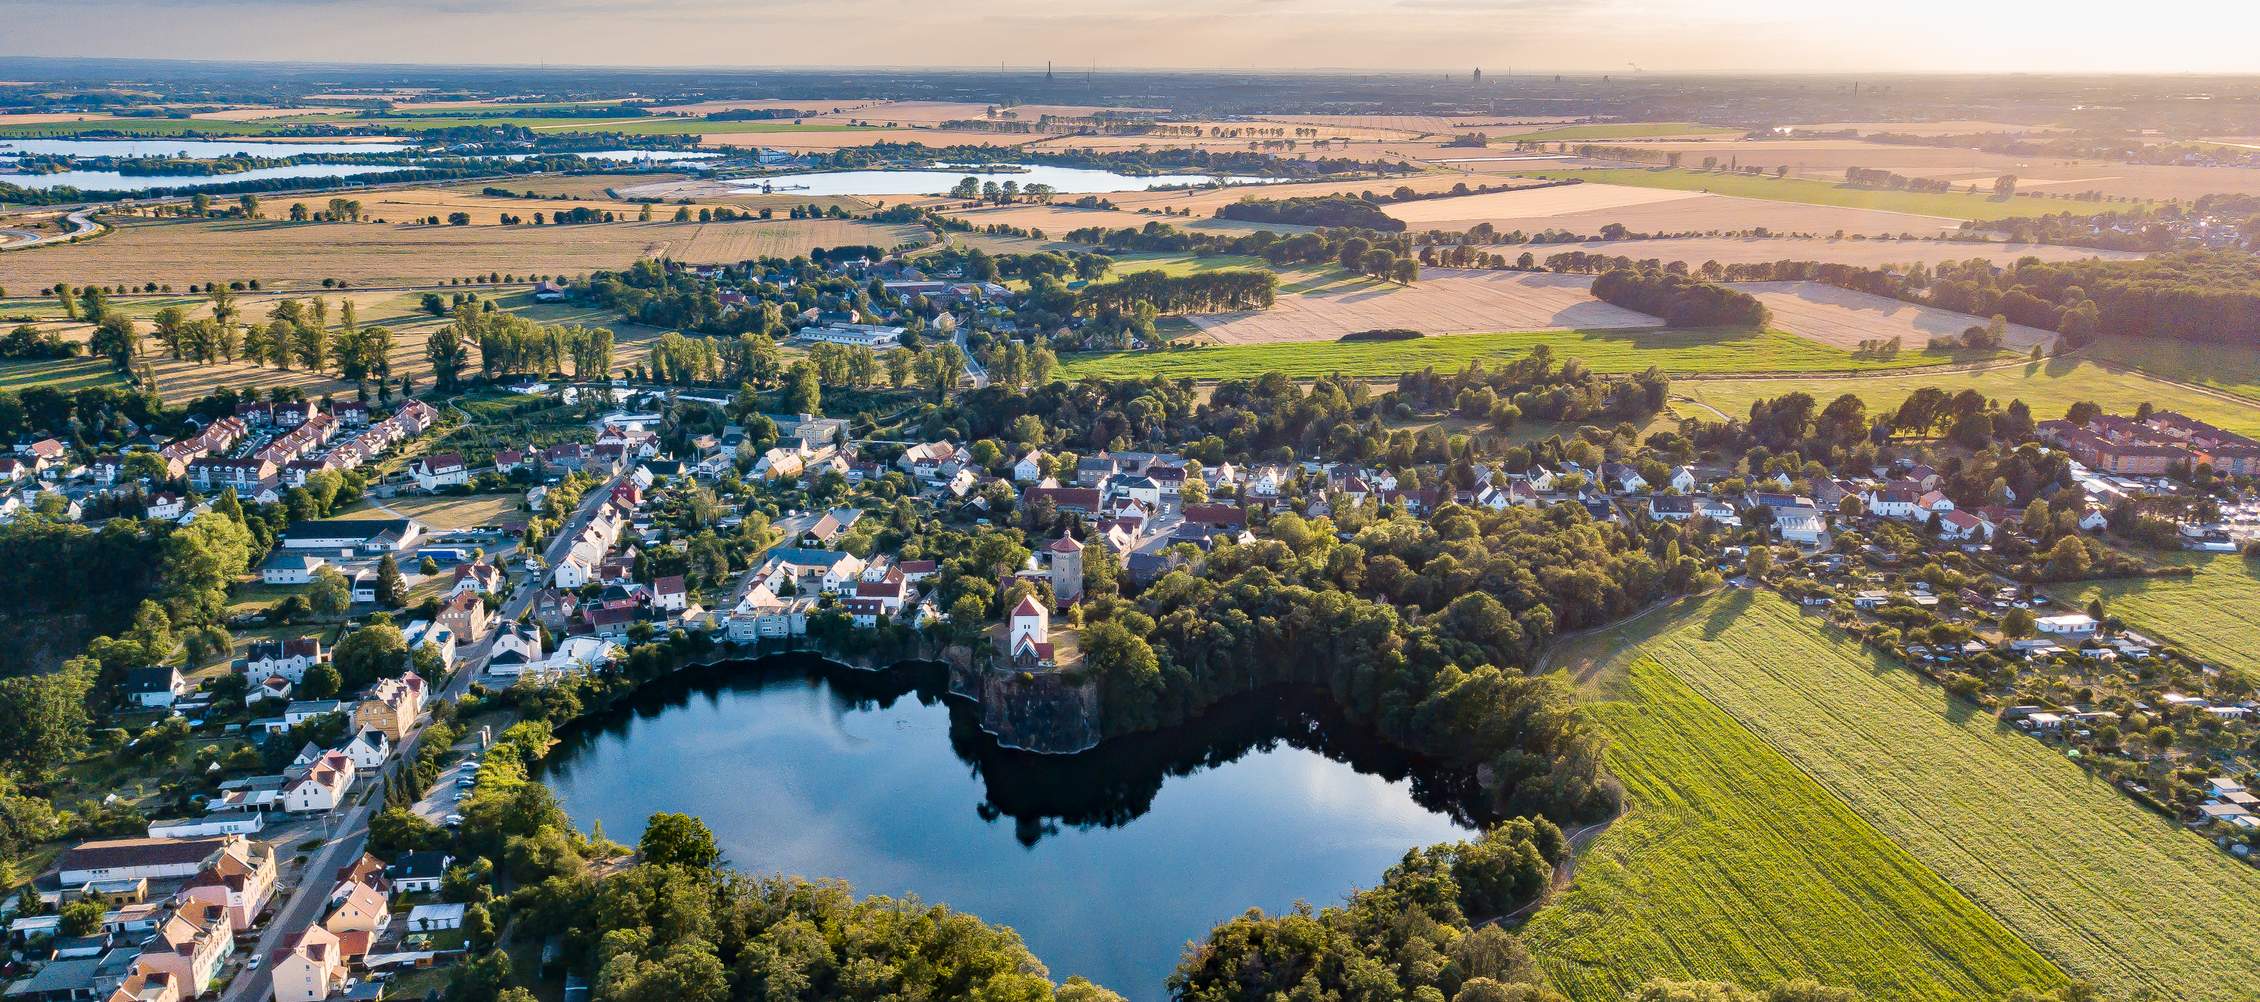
[217,474,622,1002]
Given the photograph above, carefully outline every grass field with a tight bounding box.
[2045,553,2260,678]
[1676,358,2260,438]
[2082,335,2260,405]
[0,356,127,392]
[1546,590,2260,1001]
[1059,326,1992,381]
[1524,168,2125,222]
[1524,651,2062,1001]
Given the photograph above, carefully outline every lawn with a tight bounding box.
[1522,168,2125,222]
[1524,650,2062,1001]
[1676,357,2260,438]
[1058,327,1989,381]
[1552,589,2260,1001]
[2044,552,2260,678]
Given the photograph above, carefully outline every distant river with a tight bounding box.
[733,163,1285,196]
[537,656,1476,1000]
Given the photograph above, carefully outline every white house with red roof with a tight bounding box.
[410,453,469,492]
[281,752,354,813]
[1005,595,1055,669]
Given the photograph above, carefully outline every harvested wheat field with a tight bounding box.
[1590,138,2260,201]
[1259,114,1576,136]
[694,128,1033,150]
[1799,120,2068,136]
[1448,190,1963,238]
[1735,281,2057,351]
[450,174,691,200]
[1381,183,1709,225]
[1532,236,2142,268]
[2,216,926,290]
[1189,269,1661,345]
[651,99,884,116]
[1097,173,1540,216]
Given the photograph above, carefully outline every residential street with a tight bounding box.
[216,474,622,1002]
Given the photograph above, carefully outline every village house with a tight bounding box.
[174,839,277,933]
[267,925,347,1002]
[243,638,326,685]
[382,852,452,896]
[130,902,233,997]
[263,543,338,583]
[435,591,493,644]
[120,667,188,709]
[409,454,469,492]
[319,879,387,940]
[351,673,425,743]
[281,752,354,814]
[447,561,504,599]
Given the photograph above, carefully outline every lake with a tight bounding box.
[0,163,400,191]
[732,163,1282,196]
[0,138,412,157]
[539,656,1476,999]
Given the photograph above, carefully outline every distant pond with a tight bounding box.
[731,163,1286,196]
[537,655,1476,1000]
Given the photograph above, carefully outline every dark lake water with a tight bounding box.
[538,656,1477,999]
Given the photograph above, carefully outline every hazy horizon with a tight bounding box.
[2,0,2256,76]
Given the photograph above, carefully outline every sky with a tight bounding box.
[2,0,2257,74]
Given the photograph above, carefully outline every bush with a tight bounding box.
[1339,328,1424,342]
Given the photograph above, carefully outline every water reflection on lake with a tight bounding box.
[538,656,1477,1000]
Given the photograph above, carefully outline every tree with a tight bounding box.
[299,664,343,700]
[368,807,445,855]
[783,362,821,416]
[425,329,469,391]
[330,622,407,689]
[1743,546,1773,581]
[637,812,720,869]
[2000,607,2036,639]
[238,194,261,219]
[58,898,104,938]
[375,554,408,607]
[310,567,352,619]
[2045,536,2092,579]
[89,315,139,372]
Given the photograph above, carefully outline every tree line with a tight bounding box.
[1591,268,1773,328]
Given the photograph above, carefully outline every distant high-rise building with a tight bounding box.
[1473,68,1483,84]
